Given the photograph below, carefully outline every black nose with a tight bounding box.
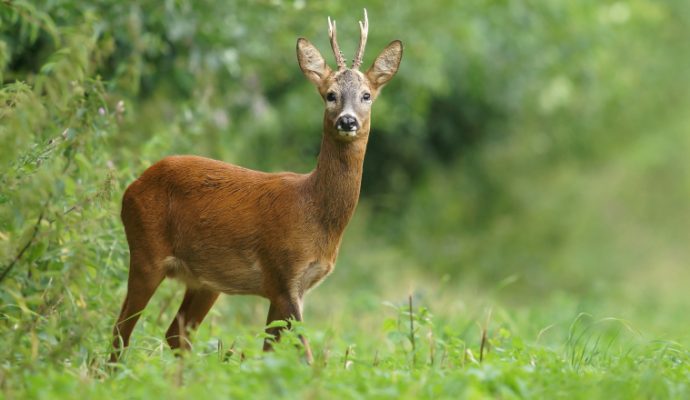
[336,115,359,131]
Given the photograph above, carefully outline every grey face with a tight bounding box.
[323,69,374,138]
[296,36,403,141]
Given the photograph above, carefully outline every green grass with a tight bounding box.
[2,273,689,399]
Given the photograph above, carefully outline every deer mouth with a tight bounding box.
[336,129,358,138]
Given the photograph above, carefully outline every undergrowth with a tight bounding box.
[2,292,689,399]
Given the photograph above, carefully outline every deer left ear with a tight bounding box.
[366,40,403,89]
[297,38,332,86]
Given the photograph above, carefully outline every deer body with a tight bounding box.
[124,133,365,298]
[111,10,402,363]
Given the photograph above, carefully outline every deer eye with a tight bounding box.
[362,92,371,101]
[326,92,337,102]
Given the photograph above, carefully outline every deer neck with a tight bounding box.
[308,126,369,235]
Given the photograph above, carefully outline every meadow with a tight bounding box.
[1,1,689,398]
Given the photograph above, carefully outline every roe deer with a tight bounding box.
[110,9,402,363]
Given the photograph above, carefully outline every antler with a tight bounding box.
[352,9,369,70]
[328,16,347,71]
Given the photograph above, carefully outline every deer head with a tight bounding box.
[296,9,403,142]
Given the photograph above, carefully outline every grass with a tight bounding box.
[2,268,689,400]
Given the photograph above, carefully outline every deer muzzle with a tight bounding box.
[336,114,359,136]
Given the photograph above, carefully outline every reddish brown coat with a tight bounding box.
[110,11,402,363]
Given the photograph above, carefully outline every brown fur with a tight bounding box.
[110,22,403,363]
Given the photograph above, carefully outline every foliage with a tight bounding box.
[1,0,689,398]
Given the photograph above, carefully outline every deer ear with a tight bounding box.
[366,40,403,89]
[297,38,331,86]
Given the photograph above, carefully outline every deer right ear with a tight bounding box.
[297,38,331,86]
[366,40,403,89]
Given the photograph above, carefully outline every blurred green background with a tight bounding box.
[1,0,689,372]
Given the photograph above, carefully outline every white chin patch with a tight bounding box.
[337,130,357,138]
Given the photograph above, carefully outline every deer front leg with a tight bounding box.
[263,296,313,364]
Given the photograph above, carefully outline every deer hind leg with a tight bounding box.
[263,296,313,363]
[110,252,165,362]
[165,288,220,351]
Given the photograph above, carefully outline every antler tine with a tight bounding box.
[328,16,347,70]
[352,9,369,70]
